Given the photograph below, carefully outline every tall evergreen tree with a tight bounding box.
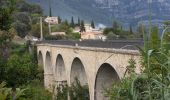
[49,0,52,17]
[80,20,85,32]
[70,16,75,28]
[91,20,95,29]
[77,17,80,26]
[112,21,119,34]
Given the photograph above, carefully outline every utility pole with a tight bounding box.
[48,22,51,35]
[40,17,43,41]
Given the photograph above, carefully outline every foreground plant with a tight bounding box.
[106,26,170,100]
[0,82,26,100]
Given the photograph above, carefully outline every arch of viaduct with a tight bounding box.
[37,43,141,100]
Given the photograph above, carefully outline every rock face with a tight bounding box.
[27,0,170,26]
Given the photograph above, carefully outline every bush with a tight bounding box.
[66,32,80,40]
[6,53,38,87]
[22,80,52,100]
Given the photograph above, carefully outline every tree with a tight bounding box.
[112,21,119,34]
[0,7,12,31]
[49,0,52,17]
[12,21,31,38]
[80,20,85,32]
[0,0,15,58]
[6,53,38,86]
[107,32,117,40]
[30,23,48,38]
[70,16,75,28]
[77,17,80,26]
[91,20,95,29]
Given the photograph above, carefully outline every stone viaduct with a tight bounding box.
[36,40,143,100]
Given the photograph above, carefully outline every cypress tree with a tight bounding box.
[91,20,95,28]
[49,0,52,17]
[70,16,75,28]
[78,17,80,26]
[112,21,119,34]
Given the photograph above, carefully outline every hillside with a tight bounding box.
[26,0,170,27]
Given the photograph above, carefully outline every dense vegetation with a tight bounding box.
[103,21,143,39]
[0,0,52,99]
[106,24,170,99]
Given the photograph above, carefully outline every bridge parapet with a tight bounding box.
[37,40,143,50]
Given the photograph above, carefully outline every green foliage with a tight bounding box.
[137,24,146,38]
[23,80,52,100]
[67,32,80,40]
[12,21,31,38]
[55,84,68,100]
[112,21,119,34]
[0,81,26,100]
[70,16,75,28]
[106,25,170,100]
[30,23,48,38]
[104,22,139,39]
[51,22,72,34]
[6,53,38,86]
[54,78,89,100]
[149,26,160,50]
[69,78,89,100]
[103,28,113,35]
[106,32,118,40]
[0,8,12,31]
[126,58,136,75]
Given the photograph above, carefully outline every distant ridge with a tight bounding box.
[26,0,170,27]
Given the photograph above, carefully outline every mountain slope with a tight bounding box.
[26,0,170,26]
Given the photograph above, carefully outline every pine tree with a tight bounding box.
[80,20,85,32]
[91,20,95,29]
[70,16,75,28]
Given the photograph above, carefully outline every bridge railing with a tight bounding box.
[36,39,144,50]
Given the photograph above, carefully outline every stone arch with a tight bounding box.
[45,51,52,74]
[70,57,88,86]
[55,54,66,82]
[94,63,120,100]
